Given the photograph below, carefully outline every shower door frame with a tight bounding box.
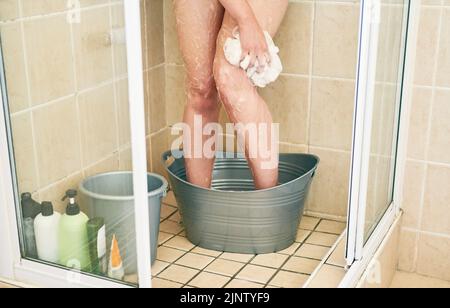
[0,0,152,288]
[342,0,420,287]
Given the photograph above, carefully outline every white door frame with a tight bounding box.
[341,0,420,287]
[345,0,383,267]
[0,0,151,288]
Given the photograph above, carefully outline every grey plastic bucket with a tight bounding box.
[79,172,168,274]
[163,150,319,254]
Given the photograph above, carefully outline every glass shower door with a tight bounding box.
[346,0,410,266]
[0,0,150,287]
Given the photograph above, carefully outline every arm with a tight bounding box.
[219,0,269,69]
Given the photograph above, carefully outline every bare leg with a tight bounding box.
[174,0,225,188]
[214,0,288,190]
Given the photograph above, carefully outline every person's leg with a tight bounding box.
[213,0,288,190]
[174,0,225,188]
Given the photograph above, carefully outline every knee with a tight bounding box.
[213,57,252,107]
[186,74,218,113]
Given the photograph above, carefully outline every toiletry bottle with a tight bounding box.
[87,218,107,275]
[34,202,61,263]
[59,190,91,272]
[108,234,125,280]
[21,193,41,258]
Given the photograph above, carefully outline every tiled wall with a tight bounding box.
[163,0,361,219]
[399,0,450,282]
[0,0,165,212]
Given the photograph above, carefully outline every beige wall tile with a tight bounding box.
[145,0,165,68]
[165,65,186,126]
[78,84,118,167]
[23,15,75,105]
[21,0,67,17]
[33,97,81,187]
[427,90,450,164]
[260,75,309,144]
[309,78,355,151]
[312,2,359,79]
[435,8,450,87]
[414,7,441,86]
[401,161,426,229]
[275,1,313,75]
[73,6,113,90]
[406,87,432,160]
[0,22,29,113]
[421,164,450,235]
[0,0,20,21]
[10,112,38,192]
[115,79,131,147]
[147,66,167,133]
[416,234,450,281]
[163,0,183,65]
[39,172,84,213]
[307,147,351,217]
[398,229,418,273]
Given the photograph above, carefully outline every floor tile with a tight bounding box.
[163,191,178,207]
[151,260,170,276]
[315,220,346,235]
[158,232,174,245]
[299,216,321,231]
[296,229,312,243]
[168,210,182,223]
[326,237,346,267]
[164,236,195,251]
[158,264,199,284]
[152,278,183,288]
[157,246,186,263]
[225,279,265,289]
[220,252,254,263]
[295,244,330,260]
[160,220,184,234]
[269,270,309,288]
[189,272,231,288]
[277,242,301,255]
[282,256,321,275]
[191,246,222,257]
[236,264,277,284]
[205,259,246,277]
[160,205,177,220]
[306,265,345,288]
[306,232,339,247]
[175,253,215,270]
[251,253,289,269]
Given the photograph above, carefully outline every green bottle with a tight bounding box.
[59,190,91,272]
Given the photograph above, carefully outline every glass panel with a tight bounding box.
[364,0,409,242]
[0,0,139,286]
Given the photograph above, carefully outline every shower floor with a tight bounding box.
[152,192,346,288]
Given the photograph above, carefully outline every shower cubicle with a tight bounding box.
[0,0,416,288]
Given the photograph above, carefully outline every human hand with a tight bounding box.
[238,19,269,72]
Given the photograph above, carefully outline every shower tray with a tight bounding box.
[163,150,319,254]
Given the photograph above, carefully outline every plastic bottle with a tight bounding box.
[34,202,61,263]
[87,217,107,275]
[21,193,41,258]
[108,234,124,281]
[59,190,90,272]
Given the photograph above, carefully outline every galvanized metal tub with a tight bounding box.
[79,172,168,274]
[163,150,319,254]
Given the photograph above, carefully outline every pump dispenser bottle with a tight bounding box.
[34,202,61,263]
[59,190,90,271]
